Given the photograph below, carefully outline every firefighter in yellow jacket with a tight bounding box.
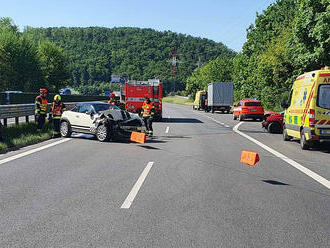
[49,94,66,138]
[142,96,155,136]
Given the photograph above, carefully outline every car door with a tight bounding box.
[78,104,95,129]
[71,104,94,130]
[233,101,242,116]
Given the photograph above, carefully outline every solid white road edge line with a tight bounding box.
[0,138,72,166]
[121,161,154,209]
[233,122,330,190]
[165,126,170,133]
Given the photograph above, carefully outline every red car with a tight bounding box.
[262,112,284,133]
[233,99,264,121]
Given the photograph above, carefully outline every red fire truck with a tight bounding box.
[121,79,163,120]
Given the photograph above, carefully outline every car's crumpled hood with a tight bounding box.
[97,109,143,126]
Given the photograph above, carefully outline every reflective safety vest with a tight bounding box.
[35,96,48,115]
[108,99,116,105]
[51,102,66,119]
[142,101,155,117]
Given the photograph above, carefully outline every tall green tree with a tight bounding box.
[186,57,233,97]
[0,17,18,33]
[0,28,44,91]
[288,0,330,74]
[37,41,70,92]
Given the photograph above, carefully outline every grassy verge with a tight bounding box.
[0,122,53,152]
[163,96,193,106]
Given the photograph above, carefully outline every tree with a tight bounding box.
[37,41,70,92]
[0,46,12,91]
[0,28,44,91]
[186,57,233,97]
[288,0,330,74]
[0,17,18,33]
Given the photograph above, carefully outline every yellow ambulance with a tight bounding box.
[282,66,330,149]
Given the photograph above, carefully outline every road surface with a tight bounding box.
[0,103,329,247]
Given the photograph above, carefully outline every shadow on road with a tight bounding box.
[240,130,267,134]
[161,118,203,123]
[138,145,160,150]
[262,180,289,186]
[291,140,330,153]
[146,138,167,143]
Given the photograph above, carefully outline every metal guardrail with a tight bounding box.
[0,104,35,119]
[0,102,80,126]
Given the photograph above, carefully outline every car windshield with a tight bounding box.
[93,103,119,113]
[317,84,330,109]
[245,102,262,106]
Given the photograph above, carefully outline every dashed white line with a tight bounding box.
[165,126,170,133]
[121,161,154,209]
[233,122,330,190]
[0,138,72,166]
[225,125,230,128]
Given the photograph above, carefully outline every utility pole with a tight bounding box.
[169,46,181,92]
[196,56,203,68]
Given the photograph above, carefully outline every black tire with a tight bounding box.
[211,107,214,114]
[96,124,110,142]
[233,114,237,120]
[226,110,230,114]
[60,120,72,138]
[300,129,310,150]
[238,114,244,121]
[282,125,292,141]
[267,122,282,133]
[221,110,224,114]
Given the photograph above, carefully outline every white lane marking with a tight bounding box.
[225,125,230,128]
[233,122,330,190]
[0,138,72,166]
[165,126,170,133]
[121,161,154,209]
[220,122,225,125]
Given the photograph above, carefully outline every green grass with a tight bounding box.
[163,96,194,106]
[0,122,53,152]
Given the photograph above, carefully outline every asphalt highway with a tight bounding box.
[0,103,329,247]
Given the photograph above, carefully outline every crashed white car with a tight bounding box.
[60,102,144,142]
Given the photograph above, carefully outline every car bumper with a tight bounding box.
[242,114,264,119]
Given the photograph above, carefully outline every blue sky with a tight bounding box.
[1,0,276,52]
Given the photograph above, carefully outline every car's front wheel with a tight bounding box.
[96,124,110,142]
[60,120,72,138]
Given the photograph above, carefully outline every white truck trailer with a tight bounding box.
[207,82,234,114]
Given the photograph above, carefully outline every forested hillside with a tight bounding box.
[24,27,236,94]
[186,0,329,110]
